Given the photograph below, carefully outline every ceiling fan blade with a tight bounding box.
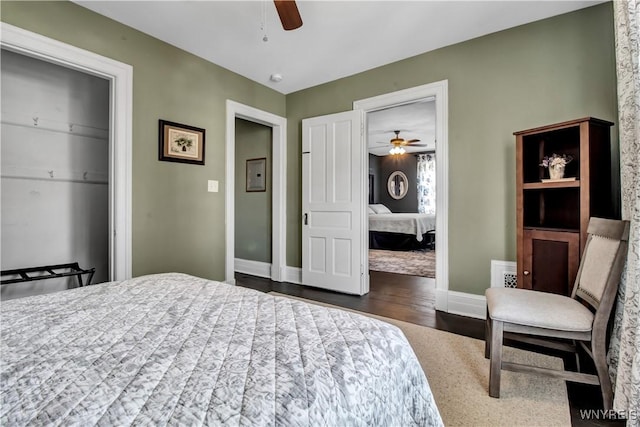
[274,0,303,31]
[407,139,421,143]
[407,143,428,147]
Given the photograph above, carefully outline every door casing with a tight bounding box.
[225,100,287,284]
[354,80,449,311]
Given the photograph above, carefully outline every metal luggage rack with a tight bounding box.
[1,262,95,288]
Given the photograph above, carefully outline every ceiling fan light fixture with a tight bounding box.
[389,146,405,155]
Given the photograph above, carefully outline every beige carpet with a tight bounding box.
[270,292,571,427]
[369,249,435,278]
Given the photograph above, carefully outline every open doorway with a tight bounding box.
[354,80,449,312]
[366,101,436,288]
[224,101,286,284]
[234,119,273,276]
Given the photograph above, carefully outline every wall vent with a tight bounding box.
[491,260,517,288]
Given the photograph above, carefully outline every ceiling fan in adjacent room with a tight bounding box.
[273,0,303,30]
[379,130,427,155]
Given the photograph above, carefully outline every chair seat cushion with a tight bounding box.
[486,287,594,332]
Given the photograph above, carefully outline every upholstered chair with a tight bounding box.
[485,217,630,411]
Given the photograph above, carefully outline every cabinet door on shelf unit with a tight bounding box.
[521,229,580,296]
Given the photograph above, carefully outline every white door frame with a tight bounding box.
[354,80,449,311]
[1,23,133,281]
[225,100,287,284]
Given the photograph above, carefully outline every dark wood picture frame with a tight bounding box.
[158,119,205,165]
[246,157,267,192]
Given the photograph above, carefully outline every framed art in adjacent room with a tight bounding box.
[246,157,266,192]
[158,119,205,165]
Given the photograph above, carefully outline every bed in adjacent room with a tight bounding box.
[0,272,443,426]
[369,204,436,250]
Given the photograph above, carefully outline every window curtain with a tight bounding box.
[417,153,436,214]
[608,1,640,424]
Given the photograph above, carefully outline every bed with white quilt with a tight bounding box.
[369,204,436,250]
[1,272,442,426]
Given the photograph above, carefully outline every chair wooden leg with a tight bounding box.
[489,319,503,398]
[573,340,581,373]
[592,338,613,411]
[485,310,491,359]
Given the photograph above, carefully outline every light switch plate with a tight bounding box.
[207,180,218,192]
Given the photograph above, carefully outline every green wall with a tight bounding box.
[1,1,286,281]
[285,3,618,295]
[235,119,272,263]
[2,2,617,296]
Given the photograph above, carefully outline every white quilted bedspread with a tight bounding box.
[1,273,442,426]
[369,213,436,241]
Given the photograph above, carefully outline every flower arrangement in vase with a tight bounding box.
[540,153,573,180]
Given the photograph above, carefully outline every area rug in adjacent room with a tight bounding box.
[270,293,571,427]
[369,249,435,278]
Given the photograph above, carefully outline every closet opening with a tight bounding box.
[1,49,110,299]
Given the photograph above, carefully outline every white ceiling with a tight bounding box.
[75,0,604,95]
[74,0,604,156]
[367,100,435,156]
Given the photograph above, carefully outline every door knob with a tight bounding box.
[523,270,530,276]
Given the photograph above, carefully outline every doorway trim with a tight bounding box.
[1,23,133,281]
[225,100,287,284]
[354,80,449,311]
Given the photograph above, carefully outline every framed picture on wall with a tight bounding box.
[246,157,266,192]
[369,174,374,204]
[158,119,205,165]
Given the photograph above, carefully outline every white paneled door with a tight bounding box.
[301,110,367,295]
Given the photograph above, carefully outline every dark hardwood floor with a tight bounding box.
[235,271,624,427]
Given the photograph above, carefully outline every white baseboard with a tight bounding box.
[234,259,302,284]
[446,291,487,320]
[435,289,449,312]
[284,266,302,284]
[234,258,272,279]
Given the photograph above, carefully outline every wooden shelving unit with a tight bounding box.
[522,180,581,190]
[515,117,615,296]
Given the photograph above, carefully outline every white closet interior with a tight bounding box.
[1,49,109,299]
